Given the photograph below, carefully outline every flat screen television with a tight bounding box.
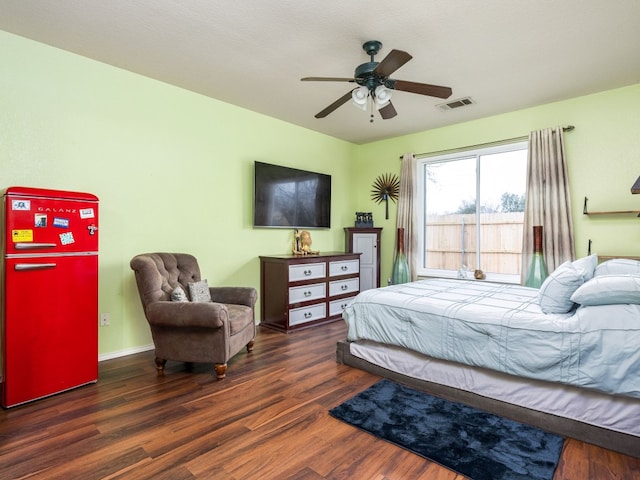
[253,161,331,228]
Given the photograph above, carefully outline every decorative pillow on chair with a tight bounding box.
[188,279,212,303]
[538,261,588,314]
[171,285,189,302]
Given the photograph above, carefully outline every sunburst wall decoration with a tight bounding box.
[371,173,400,219]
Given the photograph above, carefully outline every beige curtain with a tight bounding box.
[521,127,575,282]
[397,153,418,281]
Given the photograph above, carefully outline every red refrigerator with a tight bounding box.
[1,186,99,408]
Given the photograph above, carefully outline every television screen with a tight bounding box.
[253,161,331,228]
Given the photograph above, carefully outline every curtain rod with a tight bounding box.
[399,125,575,160]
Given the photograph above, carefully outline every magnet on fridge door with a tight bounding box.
[79,208,95,219]
[53,217,70,228]
[12,229,33,242]
[59,232,75,245]
[11,199,30,211]
[35,214,47,227]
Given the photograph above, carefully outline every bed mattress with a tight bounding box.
[343,278,640,398]
[348,339,640,438]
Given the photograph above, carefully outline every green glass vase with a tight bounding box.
[391,227,410,285]
[524,225,549,288]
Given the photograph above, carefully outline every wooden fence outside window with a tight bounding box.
[425,212,524,275]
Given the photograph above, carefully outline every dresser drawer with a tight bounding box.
[289,262,326,282]
[329,277,359,297]
[329,259,359,277]
[329,296,356,317]
[289,303,326,326]
[288,283,326,305]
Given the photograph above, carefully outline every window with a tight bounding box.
[416,141,528,283]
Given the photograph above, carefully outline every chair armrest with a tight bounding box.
[209,287,257,308]
[146,301,226,329]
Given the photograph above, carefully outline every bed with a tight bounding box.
[337,256,640,458]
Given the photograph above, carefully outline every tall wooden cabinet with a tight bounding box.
[345,227,382,292]
[259,252,361,332]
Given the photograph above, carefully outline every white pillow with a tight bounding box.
[570,274,640,306]
[594,258,640,277]
[571,254,598,281]
[171,285,189,302]
[188,279,212,303]
[537,261,588,314]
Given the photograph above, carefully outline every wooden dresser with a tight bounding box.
[259,252,361,332]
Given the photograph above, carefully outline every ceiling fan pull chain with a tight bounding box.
[370,97,375,123]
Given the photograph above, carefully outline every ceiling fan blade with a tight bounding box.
[388,79,452,99]
[301,77,357,82]
[373,49,412,77]
[314,91,353,118]
[378,102,397,120]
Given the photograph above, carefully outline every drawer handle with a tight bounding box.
[304,269,312,276]
[304,291,312,297]
[341,284,348,291]
[341,303,348,310]
[304,312,313,319]
[341,265,348,271]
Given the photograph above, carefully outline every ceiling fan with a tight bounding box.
[301,40,453,121]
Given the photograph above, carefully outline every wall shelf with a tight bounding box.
[582,197,640,217]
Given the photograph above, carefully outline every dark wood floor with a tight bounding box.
[1,321,639,479]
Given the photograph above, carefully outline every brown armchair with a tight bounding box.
[130,252,256,379]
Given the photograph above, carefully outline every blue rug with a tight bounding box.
[330,379,564,480]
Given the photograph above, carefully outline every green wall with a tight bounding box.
[0,31,357,358]
[2,30,639,358]
[356,84,640,285]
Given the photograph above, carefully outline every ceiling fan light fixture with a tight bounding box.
[351,86,369,110]
[374,86,392,108]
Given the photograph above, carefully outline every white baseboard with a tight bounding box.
[98,344,154,362]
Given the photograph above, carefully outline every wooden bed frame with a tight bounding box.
[336,339,640,458]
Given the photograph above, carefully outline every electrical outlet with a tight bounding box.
[100,313,110,326]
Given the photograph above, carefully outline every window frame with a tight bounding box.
[415,140,528,283]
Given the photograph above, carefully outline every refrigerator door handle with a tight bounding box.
[14,242,57,250]
[14,263,57,271]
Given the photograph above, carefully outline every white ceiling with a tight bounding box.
[1,1,639,144]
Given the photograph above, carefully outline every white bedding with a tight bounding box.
[342,278,640,398]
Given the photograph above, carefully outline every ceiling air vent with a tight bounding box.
[436,97,475,112]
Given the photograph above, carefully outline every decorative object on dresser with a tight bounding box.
[259,252,360,332]
[345,227,382,291]
[370,173,400,219]
[292,229,319,255]
[632,175,640,194]
[354,211,373,227]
